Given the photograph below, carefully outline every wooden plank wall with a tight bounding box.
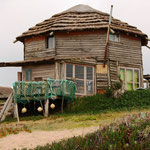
[22,31,143,90]
[96,73,108,90]
[55,31,106,60]
[56,31,109,90]
[109,34,142,65]
[109,60,118,84]
[96,62,108,90]
[24,36,55,60]
[22,64,55,81]
[108,33,143,86]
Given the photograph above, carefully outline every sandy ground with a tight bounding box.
[0,126,99,150]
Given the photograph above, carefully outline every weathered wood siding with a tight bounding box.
[22,64,55,81]
[108,34,143,87]
[55,31,109,91]
[55,31,106,60]
[22,30,143,90]
[109,34,142,65]
[109,60,118,83]
[96,73,108,90]
[24,36,55,60]
[96,62,108,91]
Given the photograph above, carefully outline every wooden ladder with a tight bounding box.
[0,92,13,122]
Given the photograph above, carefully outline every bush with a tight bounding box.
[112,81,122,91]
[104,87,113,98]
[66,90,150,114]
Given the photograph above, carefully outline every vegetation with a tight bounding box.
[1,90,150,144]
[21,112,150,150]
[66,90,150,114]
[0,124,31,138]
[2,90,150,132]
[0,99,6,104]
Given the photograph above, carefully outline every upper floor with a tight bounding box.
[23,30,143,66]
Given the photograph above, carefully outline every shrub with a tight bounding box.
[112,81,122,91]
[66,90,150,114]
[104,87,113,98]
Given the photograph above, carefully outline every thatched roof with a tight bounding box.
[16,4,148,45]
[0,86,12,99]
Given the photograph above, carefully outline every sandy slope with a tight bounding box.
[0,126,99,150]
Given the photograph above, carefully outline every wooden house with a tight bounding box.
[0,4,148,96]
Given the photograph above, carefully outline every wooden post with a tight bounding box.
[103,5,113,67]
[107,60,111,87]
[14,103,19,123]
[61,97,64,114]
[44,99,49,117]
[17,72,22,81]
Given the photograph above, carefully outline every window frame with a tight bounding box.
[25,68,32,81]
[65,63,95,95]
[109,33,120,42]
[119,67,140,90]
[46,36,55,49]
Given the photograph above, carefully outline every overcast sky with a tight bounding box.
[0,0,150,87]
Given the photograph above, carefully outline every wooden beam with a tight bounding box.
[44,99,49,117]
[0,92,13,122]
[61,97,64,114]
[14,103,20,123]
[17,72,22,81]
[104,5,113,66]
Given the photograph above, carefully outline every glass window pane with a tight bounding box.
[127,83,133,90]
[86,81,93,94]
[135,84,139,89]
[75,65,84,79]
[126,69,133,82]
[26,69,32,81]
[116,34,119,41]
[120,68,125,81]
[76,80,84,93]
[134,70,139,83]
[109,34,114,41]
[66,64,73,78]
[47,37,54,48]
[87,67,93,80]
[109,34,119,42]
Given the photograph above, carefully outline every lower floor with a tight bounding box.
[21,60,143,96]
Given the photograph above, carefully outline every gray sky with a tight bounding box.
[0,0,150,87]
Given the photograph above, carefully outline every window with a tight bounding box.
[46,36,54,49]
[109,33,120,42]
[26,69,32,81]
[66,64,94,95]
[66,64,73,78]
[120,67,140,90]
[86,67,93,94]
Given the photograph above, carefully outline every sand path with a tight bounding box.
[0,126,99,150]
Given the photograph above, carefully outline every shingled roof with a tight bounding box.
[0,86,12,99]
[16,4,148,45]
